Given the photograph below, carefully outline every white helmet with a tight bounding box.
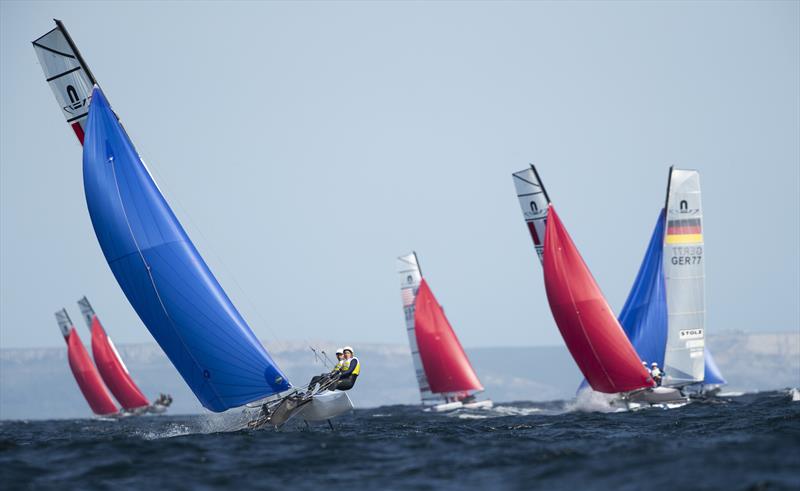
[335,348,344,355]
[343,346,354,354]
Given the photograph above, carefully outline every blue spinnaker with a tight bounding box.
[83,87,290,412]
[703,347,727,385]
[577,211,668,393]
[617,210,668,367]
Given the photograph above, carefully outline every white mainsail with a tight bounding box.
[662,168,706,386]
[512,166,550,264]
[397,252,438,404]
[32,21,95,141]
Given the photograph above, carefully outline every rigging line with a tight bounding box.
[108,150,226,405]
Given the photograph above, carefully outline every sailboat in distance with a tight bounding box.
[78,296,172,414]
[512,165,685,407]
[398,252,492,412]
[34,21,353,427]
[55,309,118,417]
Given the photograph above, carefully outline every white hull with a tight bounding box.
[429,399,493,412]
[299,390,354,422]
[621,386,689,409]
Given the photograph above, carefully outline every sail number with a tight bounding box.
[670,246,702,265]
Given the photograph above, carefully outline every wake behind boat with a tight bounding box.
[397,252,492,412]
[34,21,353,428]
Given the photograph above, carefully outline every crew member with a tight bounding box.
[307,348,345,392]
[335,346,360,391]
[650,362,663,386]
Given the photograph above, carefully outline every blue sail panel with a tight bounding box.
[617,210,669,367]
[82,87,290,412]
[577,211,668,394]
[703,347,727,385]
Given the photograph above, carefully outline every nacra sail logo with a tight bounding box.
[62,84,90,115]
[523,200,547,219]
[669,199,699,216]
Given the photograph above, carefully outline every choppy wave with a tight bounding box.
[0,390,797,490]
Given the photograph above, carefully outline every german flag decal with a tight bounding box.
[666,218,703,244]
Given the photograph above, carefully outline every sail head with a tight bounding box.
[32,22,94,143]
[513,165,550,263]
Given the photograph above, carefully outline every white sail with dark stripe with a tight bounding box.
[32,20,95,143]
[397,252,438,404]
[512,166,550,263]
[662,168,705,386]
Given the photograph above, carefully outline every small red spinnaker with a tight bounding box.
[57,309,118,416]
[80,297,150,410]
[414,279,483,394]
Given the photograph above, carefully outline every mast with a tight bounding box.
[530,164,550,204]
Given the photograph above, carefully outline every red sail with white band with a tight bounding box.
[56,309,118,416]
[80,297,150,410]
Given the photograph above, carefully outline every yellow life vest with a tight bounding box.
[332,360,344,372]
[350,357,361,376]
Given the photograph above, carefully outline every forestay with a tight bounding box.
[82,87,290,412]
[662,168,705,386]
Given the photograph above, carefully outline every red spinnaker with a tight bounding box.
[65,328,118,415]
[414,279,483,394]
[90,315,150,409]
[543,206,654,393]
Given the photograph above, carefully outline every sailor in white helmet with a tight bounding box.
[306,348,346,392]
[650,362,663,386]
[334,346,360,391]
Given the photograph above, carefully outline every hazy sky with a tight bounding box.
[1,1,798,350]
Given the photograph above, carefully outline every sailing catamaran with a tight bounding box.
[34,20,352,427]
[575,167,724,399]
[512,165,685,407]
[397,252,492,412]
[56,309,119,417]
[78,296,172,414]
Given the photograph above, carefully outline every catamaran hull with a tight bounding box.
[623,387,689,409]
[299,390,354,422]
[429,399,494,412]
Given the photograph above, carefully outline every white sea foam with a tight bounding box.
[565,388,621,413]
[136,424,193,440]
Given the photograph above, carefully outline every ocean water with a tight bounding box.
[1,391,798,490]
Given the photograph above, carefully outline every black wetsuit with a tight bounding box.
[335,358,359,391]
